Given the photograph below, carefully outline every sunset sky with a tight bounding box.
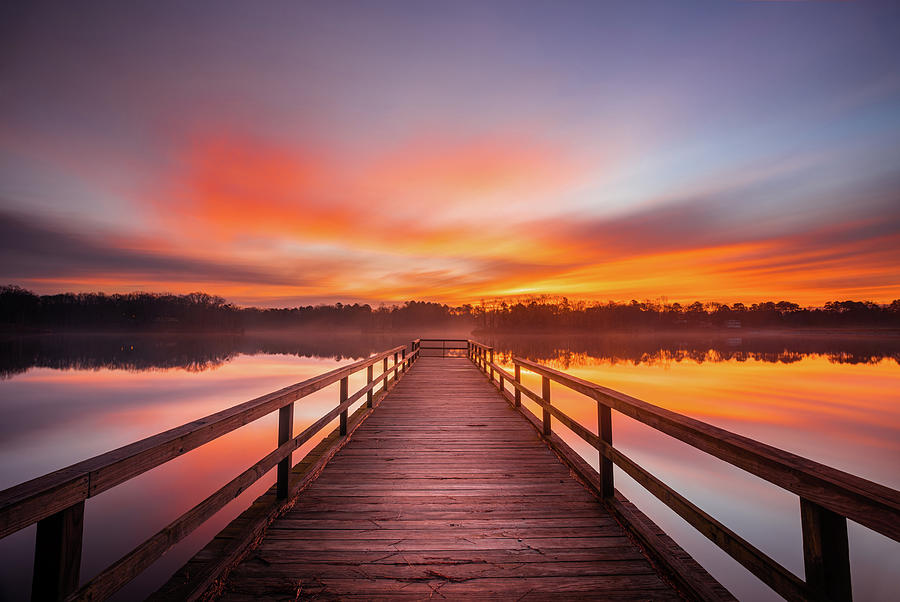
[2,1,899,307]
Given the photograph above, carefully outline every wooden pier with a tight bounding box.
[207,356,697,600]
[0,339,898,601]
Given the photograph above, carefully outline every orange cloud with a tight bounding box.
[13,131,896,307]
[157,133,574,259]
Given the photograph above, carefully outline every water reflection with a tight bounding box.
[0,332,413,379]
[481,332,900,367]
[2,332,897,382]
[0,333,897,600]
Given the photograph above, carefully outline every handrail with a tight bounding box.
[0,341,421,601]
[513,358,900,540]
[415,338,469,357]
[466,340,900,602]
[469,340,493,351]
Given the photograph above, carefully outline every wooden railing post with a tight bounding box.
[801,497,852,601]
[499,372,504,394]
[367,365,374,408]
[393,352,399,381]
[276,403,293,499]
[514,364,521,407]
[32,502,84,602]
[339,376,348,436]
[401,348,407,373]
[541,376,551,436]
[489,348,495,382]
[383,357,389,392]
[598,401,614,499]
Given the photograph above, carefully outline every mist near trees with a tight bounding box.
[1,286,899,334]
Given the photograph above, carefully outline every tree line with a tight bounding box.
[0,286,470,332]
[472,297,900,331]
[1,285,898,333]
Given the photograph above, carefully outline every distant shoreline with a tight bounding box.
[3,326,900,338]
[473,326,900,337]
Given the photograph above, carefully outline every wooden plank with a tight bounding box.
[239,543,647,571]
[221,575,679,597]
[242,547,648,565]
[228,559,657,579]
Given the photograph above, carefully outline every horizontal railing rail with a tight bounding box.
[0,340,421,601]
[417,338,469,357]
[466,340,900,602]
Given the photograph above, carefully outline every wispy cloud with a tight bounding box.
[0,209,286,286]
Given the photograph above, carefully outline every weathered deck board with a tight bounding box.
[218,357,686,600]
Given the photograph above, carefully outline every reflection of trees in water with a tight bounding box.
[485,334,900,370]
[1,332,898,379]
[0,333,413,379]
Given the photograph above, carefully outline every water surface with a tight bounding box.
[0,332,897,600]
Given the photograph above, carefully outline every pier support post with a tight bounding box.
[541,376,551,436]
[32,502,84,602]
[276,403,293,499]
[489,349,495,382]
[514,364,521,407]
[598,402,614,499]
[339,376,348,436]
[801,498,852,601]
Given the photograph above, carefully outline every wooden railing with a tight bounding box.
[467,340,900,602]
[417,338,469,357]
[0,340,421,601]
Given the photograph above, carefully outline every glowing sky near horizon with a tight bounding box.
[1,1,899,306]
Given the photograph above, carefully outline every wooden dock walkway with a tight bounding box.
[2,338,898,602]
[217,357,683,600]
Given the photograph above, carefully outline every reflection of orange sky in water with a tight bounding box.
[507,354,900,488]
[501,352,900,600]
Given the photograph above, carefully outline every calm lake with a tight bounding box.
[0,332,898,600]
